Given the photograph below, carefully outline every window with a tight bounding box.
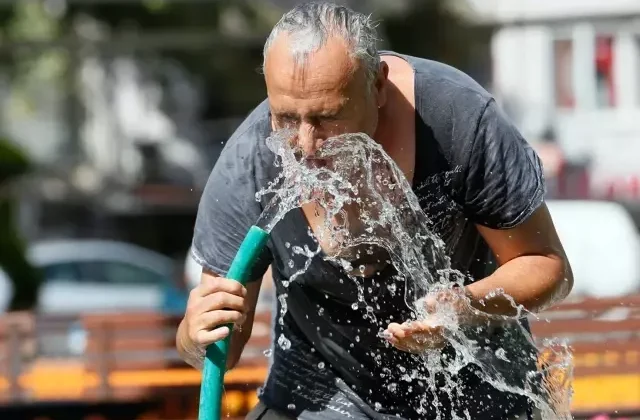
[78,261,170,286]
[595,35,615,108]
[553,39,575,108]
[42,263,82,283]
[42,261,172,286]
[553,34,616,109]
[102,262,168,286]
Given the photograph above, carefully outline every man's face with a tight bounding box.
[264,34,381,161]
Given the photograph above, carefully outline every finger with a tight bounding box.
[386,323,408,339]
[197,309,245,331]
[195,326,231,347]
[196,292,246,314]
[406,320,438,333]
[384,332,408,349]
[196,276,247,298]
[389,338,422,354]
[401,321,425,334]
[389,320,421,335]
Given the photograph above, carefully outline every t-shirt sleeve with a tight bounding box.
[461,99,546,229]
[190,115,273,281]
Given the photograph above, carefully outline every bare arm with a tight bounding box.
[466,203,573,316]
[176,268,263,370]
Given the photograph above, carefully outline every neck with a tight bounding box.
[371,81,416,185]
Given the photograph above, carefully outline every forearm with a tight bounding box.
[465,254,572,317]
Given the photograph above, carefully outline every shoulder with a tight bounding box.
[192,100,274,274]
[223,99,271,153]
[409,55,492,107]
[214,100,274,182]
[382,52,493,142]
[404,55,497,161]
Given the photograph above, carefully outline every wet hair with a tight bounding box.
[263,2,381,86]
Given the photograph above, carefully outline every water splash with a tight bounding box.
[255,130,573,419]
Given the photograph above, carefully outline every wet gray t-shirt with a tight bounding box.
[192,52,545,420]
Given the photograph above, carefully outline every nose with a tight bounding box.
[297,121,324,157]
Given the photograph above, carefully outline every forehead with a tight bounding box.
[264,34,363,112]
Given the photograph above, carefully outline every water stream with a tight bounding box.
[254,130,573,419]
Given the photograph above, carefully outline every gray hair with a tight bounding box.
[262,2,381,86]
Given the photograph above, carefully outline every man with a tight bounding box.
[177,3,573,419]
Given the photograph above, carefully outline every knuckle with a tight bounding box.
[202,275,225,294]
[202,276,218,291]
[186,296,201,314]
[208,310,223,326]
[210,275,223,288]
[209,292,226,310]
[230,310,243,322]
[229,281,243,294]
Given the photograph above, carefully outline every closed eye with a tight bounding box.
[273,113,300,127]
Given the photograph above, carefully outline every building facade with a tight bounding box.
[472,0,640,204]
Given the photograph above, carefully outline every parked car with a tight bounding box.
[0,239,188,315]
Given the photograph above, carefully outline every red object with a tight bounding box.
[603,175,640,200]
[595,36,616,107]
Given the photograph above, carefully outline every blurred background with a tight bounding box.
[0,0,638,419]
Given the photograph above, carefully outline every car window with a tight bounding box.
[42,263,82,283]
[78,261,170,286]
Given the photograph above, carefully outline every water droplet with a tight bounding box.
[263,348,273,357]
[287,403,296,410]
[251,130,572,418]
[277,334,291,351]
[318,362,325,369]
[495,348,510,362]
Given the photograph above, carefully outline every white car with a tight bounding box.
[0,239,188,315]
[547,200,640,298]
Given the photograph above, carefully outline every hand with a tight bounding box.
[384,318,447,353]
[383,288,474,353]
[183,274,248,349]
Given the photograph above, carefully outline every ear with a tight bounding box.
[374,61,389,108]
